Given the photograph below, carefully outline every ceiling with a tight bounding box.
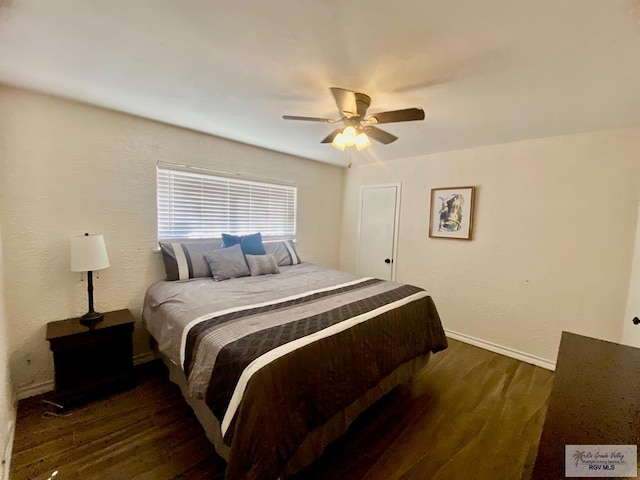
[1,0,640,167]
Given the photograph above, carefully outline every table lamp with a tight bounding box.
[71,233,110,325]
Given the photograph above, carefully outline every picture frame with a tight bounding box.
[429,186,475,240]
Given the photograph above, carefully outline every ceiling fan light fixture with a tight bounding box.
[355,132,371,151]
[283,87,424,152]
[332,132,346,151]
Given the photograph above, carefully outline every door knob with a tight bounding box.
[633,317,640,325]
[384,258,392,264]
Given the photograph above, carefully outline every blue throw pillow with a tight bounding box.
[221,232,266,256]
[221,233,241,247]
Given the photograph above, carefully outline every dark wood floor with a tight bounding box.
[11,338,554,480]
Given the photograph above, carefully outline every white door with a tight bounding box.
[356,184,400,281]
[621,202,640,348]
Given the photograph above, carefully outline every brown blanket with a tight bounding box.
[184,280,447,480]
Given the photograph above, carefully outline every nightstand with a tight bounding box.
[46,309,136,409]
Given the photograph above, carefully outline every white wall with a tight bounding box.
[622,201,640,348]
[0,221,16,480]
[340,128,640,366]
[0,86,344,398]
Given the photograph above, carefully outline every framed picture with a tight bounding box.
[429,186,475,240]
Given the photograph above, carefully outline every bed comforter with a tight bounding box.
[143,263,447,480]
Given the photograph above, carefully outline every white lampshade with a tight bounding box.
[342,126,357,146]
[71,234,110,272]
[355,132,371,151]
[332,132,346,151]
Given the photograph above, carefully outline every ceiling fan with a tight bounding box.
[282,87,425,151]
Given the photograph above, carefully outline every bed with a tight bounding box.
[143,238,447,480]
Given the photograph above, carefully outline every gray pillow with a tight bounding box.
[245,254,281,276]
[263,240,301,266]
[204,244,250,281]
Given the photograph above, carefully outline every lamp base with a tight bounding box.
[80,311,104,327]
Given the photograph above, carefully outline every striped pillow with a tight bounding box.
[263,240,301,266]
[159,240,222,281]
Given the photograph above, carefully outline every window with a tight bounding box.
[157,164,297,240]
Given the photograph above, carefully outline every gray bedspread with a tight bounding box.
[143,263,447,480]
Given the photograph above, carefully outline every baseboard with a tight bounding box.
[133,351,158,366]
[445,329,556,371]
[1,419,15,480]
[15,381,54,401]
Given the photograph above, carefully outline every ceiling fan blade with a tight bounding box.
[330,87,358,117]
[364,126,398,145]
[365,107,425,124]
[320,128,343,144]
[282,115,334,122]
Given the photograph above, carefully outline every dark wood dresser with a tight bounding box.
[46,309,136,409]
[533,331,640,479]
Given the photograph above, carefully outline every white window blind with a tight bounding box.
[157,166,297,240]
